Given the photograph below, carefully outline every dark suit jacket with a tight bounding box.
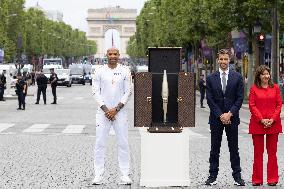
[206,70,244,126]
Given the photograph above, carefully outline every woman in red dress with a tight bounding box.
[249,65,282,186]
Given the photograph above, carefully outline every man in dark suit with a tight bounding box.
[205,49,245,186]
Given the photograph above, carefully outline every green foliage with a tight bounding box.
[0,2,97,63]
[128,0,284,58]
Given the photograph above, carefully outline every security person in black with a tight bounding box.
[15,72,27,110]
[199,74,206,108]
[49,68,58,104]
[0,70,7,101]
[35,71,48,104]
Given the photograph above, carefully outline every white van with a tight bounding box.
[21,64,33,74]
[43,58,63,67]
[42,64,63,78]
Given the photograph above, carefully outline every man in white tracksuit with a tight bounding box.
[92,47,132,185]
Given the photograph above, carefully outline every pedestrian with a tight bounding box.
[248,65,282,186]
[92,47,132,185]
[49,68,58,104]
[35,71,48,105]
[31,71,35,85]
[205,49,245,186]
[199,74,206,108]
[15,72,27,110]
[0,70,7,101]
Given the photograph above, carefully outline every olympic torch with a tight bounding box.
[162,70,169,123]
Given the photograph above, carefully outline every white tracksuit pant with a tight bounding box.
[94,111,130,176]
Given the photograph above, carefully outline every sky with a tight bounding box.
[24,0,146,33]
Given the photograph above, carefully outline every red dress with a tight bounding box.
[249,84,282,134]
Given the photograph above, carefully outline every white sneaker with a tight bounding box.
[119,175,132,185]
[92,174,103,185]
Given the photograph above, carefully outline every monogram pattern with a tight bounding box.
[134,72,152,127]
[178,72,195,127]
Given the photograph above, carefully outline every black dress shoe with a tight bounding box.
[234,177,245,186]
[205,176,217,186]
[267,182,277,186]
[35,102,39,104]
[51,102,57,104]
[17,108,22,110]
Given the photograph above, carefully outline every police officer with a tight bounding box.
[35,71,48,104]
[0,70,7,101]
[92,47,132,185]
[15,72,27,110]
[49,68,58,104]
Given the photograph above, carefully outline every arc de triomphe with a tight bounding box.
[87,6,137,58]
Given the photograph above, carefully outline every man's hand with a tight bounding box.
[105,108,118,121]
[220,112,232,125]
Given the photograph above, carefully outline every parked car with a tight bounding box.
[55,69,72,87]
[69,64,85,85]
[136,65,148,72]
[84,73,92,85]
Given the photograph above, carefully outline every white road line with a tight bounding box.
[74,97,84,100]
[62,125,85,134]
[0,123,15,133]
[188,129,207,138]
[23,124,50,133]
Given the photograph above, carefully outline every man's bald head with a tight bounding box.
[107,47,120,54]
[106,47,120,67]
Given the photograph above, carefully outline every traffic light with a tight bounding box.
[257,33,265,47]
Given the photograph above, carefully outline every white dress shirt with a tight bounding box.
[219,68,229,90]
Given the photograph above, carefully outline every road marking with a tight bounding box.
[188,129,207,138]
[74,97,84,100]
[0,123,15,133]
[23,124,50,133]
[62,125,85,134]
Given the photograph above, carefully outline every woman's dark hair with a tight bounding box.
[254,65,274,88]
